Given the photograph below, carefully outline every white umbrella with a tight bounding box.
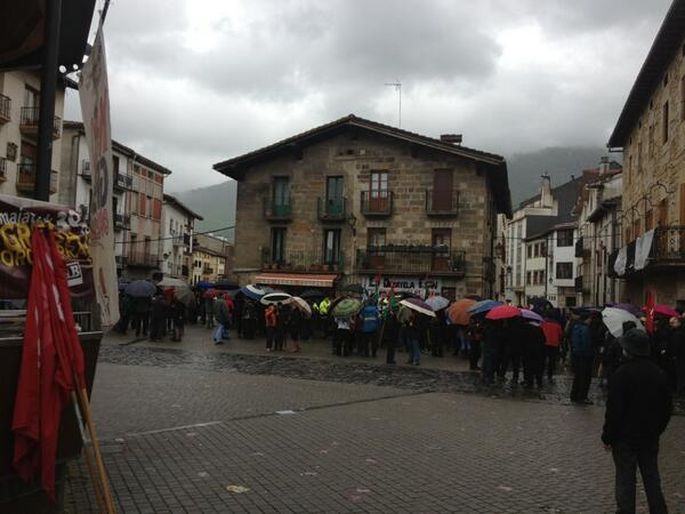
[260,292,293,305]
[157,277,188,288]
[399,298,436,317]
[425,295,450,311]
[290,296,312,317]
[601,307,645,338]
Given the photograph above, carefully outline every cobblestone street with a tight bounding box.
[63,327,685,513]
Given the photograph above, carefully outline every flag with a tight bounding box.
[12,228,85,500]
[645,289,656,334]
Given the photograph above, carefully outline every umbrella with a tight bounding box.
[399,298,436,318]
[124,280,156,298]
[397,305,414,323]
[613,303,641,316]
[651,304,679,318]
[341,283,365,295]
[425,295,450,312]
[195,281,214,289]
[174,287,195,306]
[290,296,312,317]
[260,292,293,305]
[465,294,483,301]
[300,289,326,300]
[520,308,543,322]
[529,297,553,314]
[467,299,502,315]
[601,307,645,338]
[157,277,188,288]
[239,284,269,301]
[447,298,476,325]
[486,305,521,320]
[331,297,362,318]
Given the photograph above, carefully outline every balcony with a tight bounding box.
[20,106,61,139]
[360,191,393,217]
[128,251,158,268]
[317,197,347,222]
[113,213,130,230]
[261,248,345,273]
[356,246,466,276]
[0,157,6,182]
[203,267,214,275]
[0,94,10,124]
[115,172,133,190]
[425,189,459,216]
[263,196,292,221]
[16,163,58,194]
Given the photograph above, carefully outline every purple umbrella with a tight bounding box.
[613,303,641,316]
[520,308,543,323]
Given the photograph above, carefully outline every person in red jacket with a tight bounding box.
[264,304,277,351]
[541,316,563,382]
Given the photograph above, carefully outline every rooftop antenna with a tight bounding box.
[384,80,402,128]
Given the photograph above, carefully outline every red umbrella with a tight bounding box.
[485,305,521,321]
[12,229,85,500]
[650,304,679,318]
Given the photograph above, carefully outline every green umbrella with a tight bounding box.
[331,297,362,318]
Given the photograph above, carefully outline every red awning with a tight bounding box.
[254,273,338,288]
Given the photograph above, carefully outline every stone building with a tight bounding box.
[190,233,230,285]
[0,70,68,199]
[607,0,685,305]
[213,115,512,299]
[161,194,203,279]
[59,121,172,280]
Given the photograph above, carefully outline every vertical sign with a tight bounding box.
[79,26,119,325]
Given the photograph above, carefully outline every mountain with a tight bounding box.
[173,180,237,242]
[505,146,615,206]
[170,147,617,237]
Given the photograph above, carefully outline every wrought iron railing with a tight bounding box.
[263,195,292,220]
[425,189,459,216]
[652,225,685,262]
[0,94,10,122]
[128,251,159,267]
[16,163,58,193]
[317,197,347,221]
[115,172,133,189]
[20,106,61,138]
[356,247,466,275]
[261,247,345,272]
[360,191,393,216]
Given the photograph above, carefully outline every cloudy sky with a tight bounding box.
[65,0,673,192]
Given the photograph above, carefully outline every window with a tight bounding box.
[645,210,653,231]
[526,271,532,285]
[23,86,39,108]
[637,142,643,173]
[138,194,146,216]
[663,102,669,144]
[540,242,546,256]
[113,155,120,174]
[367,228,386,253]
[557,229,574,247]
[326,176,344,212]
[323,229,341,265]
[271,228,286,264]
[527,245,532,259]
[556,262,573,279]
[681,75,685,121]
[147,195,153,217]
[152,198,162,221]
[370,172,388,198]
[272,177,290,210]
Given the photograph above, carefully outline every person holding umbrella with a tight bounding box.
[570,311,595,405]
[264,302,277,351]
[382,306,401,365]
[213,293,230,345]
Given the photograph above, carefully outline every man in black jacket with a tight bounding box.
[602,328,672,514]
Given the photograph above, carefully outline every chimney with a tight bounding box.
[599,156,609,175]
[440,134,462,145]
[540,173,552,207]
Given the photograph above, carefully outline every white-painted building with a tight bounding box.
[161,194,203,279]
[0,70,67,199]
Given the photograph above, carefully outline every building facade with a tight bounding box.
[161,194,203,279]
[59,121,172,280]
[608,0,685,306]
[213,115,512,299]
[0,70,67,199]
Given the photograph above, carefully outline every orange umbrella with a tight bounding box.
[448,298,476,325]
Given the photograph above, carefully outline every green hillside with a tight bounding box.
[174,180,237,242]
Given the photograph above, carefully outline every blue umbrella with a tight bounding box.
[467,299,502,315]
[240,284,269,301]
[195,281,214,289]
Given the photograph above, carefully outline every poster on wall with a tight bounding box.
[79,25,119,325]
[361,276,442,299]
[0,194,94,299]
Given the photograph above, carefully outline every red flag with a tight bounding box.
[645,289,656,334]
[12,229,85,501]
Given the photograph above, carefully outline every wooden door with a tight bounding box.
[432,170,453,211]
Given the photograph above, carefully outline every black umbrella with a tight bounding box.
[124,280,156,298]
[214,279,240,290]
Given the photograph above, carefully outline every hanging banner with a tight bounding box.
[0,194,94,299]
[634,229,655,271]
[79,26,119,325]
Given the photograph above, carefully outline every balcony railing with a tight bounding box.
[128,251,158,268]
[360,191,393,216]
[356,246,466,276]
[82,160,91,177]
[0,94,10,123]
[263,196,292,221]
[425,189,459,216]
[317,197,347,221]
[261,248,345,272]
[652,226,685,263]
[115,172,133,190]
[20,106,61,139]
[16,163,58,194]
[113,213,130,230]
[0,157,6,181]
